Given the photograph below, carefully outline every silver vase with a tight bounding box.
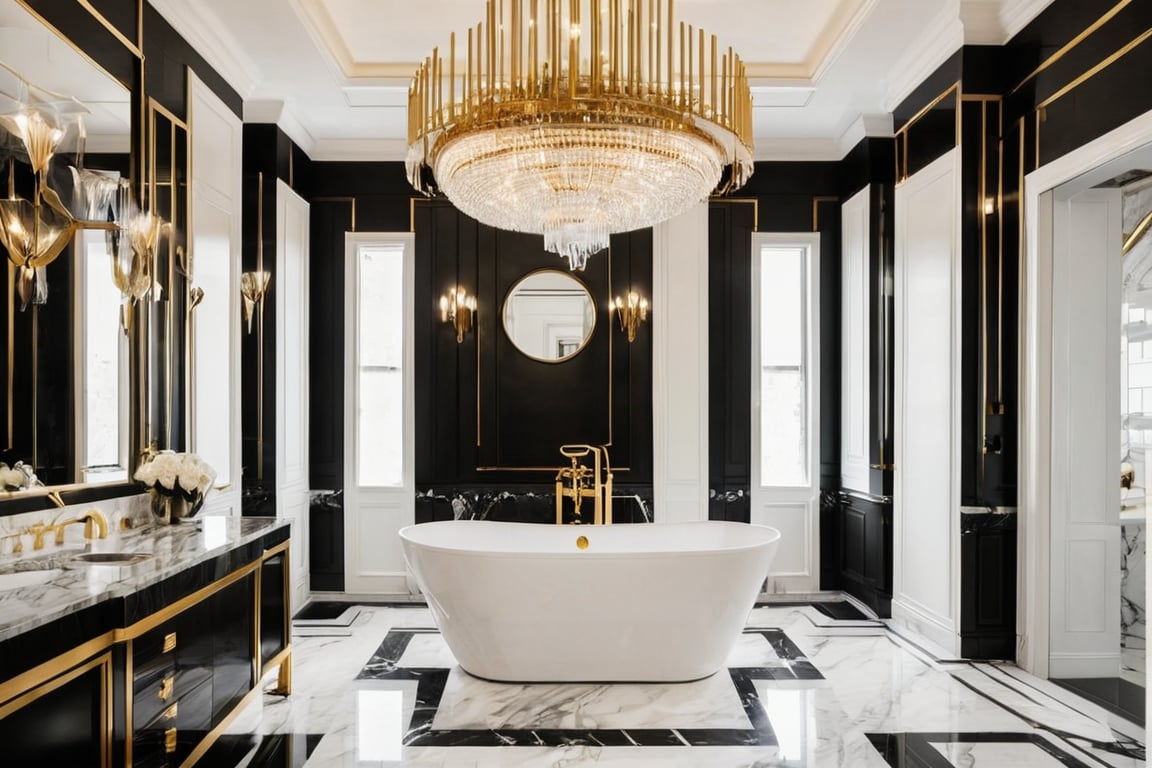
[151,491,205,524]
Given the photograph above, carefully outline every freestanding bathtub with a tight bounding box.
[398,520,780,682]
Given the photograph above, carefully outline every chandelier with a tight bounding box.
[406,0,754,270]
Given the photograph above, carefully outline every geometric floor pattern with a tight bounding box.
[221,597,1146,766]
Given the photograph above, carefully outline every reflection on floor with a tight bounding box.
[221,598,1146,767]
[1053,678,1146,729]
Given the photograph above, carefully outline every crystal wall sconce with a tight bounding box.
[439,286,476,343]
[612,291,649,343]
[240,270,271,334]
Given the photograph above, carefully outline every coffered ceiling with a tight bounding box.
[148,0,1054,161]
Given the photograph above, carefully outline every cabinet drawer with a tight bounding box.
[134,626,179,685]
[134,670,177,729]
[133,721,178,768]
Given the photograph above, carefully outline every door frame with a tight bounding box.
[1019,109,1152,677]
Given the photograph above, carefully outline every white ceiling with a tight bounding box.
[150,0,1054,161]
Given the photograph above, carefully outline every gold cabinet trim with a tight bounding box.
[165,727,178,754]
[162,632,177,653]
[158,676,174,701]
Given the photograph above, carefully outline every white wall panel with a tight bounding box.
[653,203,709,523]
[893,150,961,654]
[276,180,311,610]
[841,186,871,492]
[188,71,241,517]
[1048,187,1121,678]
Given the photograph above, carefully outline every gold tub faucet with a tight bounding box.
[55,509,109,545]
[555,445,614,525]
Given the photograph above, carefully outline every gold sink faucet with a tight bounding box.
[54,509,109,545]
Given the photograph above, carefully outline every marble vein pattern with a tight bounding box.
[219,598,1146,767]
[1121,522,1146,675]
[0,514,291,641]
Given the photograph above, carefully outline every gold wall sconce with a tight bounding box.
[240,270,271,334]
[612,291,649,343]
[439,286,476,343]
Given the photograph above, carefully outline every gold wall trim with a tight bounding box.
[477,465,632,472]
[1036,26,1152,110]
[895,82,959,136]
[314,196,357,233]
[709,197,760,231]
[1010,0,1133,95]
[812,196,839,232]
[13,0,138,88]
[76,0,143,58]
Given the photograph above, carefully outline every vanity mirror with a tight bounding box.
[0,0,134,499]
[502,270,596,362]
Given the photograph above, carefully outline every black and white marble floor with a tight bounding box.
[222,598,1146,767]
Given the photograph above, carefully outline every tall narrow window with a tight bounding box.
[355,243,406,487]
[753,238,817,489]
[80,229,127,482]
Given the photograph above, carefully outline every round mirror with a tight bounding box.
[503,270,596,362]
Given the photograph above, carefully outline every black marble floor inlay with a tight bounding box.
[866,732,1096,768]
[1052,677,1146,725]
[761,600,875,621]
[357,628,824,749]
[293,601,354,621]
[196,733,323,768]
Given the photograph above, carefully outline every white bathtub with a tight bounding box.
[398,520,780,682]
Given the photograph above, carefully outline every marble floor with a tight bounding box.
[212,597,1147,767]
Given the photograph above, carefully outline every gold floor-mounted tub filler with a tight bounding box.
[555,444,613,525]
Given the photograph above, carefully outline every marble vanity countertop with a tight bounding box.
[0,515,291,644]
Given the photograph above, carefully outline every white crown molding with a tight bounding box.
[275,108,317,158]
[308,137,408,162]
[999,0,1055,42]
[883,4,964,113]
[286,0,356,84]
[958,0,1006,45]
[754,137,843,162]
[243,100,285,124]
[837,113,894,156]
[145,0,262,100]
[810,0,880,83]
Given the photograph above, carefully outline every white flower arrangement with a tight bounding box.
[134,451,216,498]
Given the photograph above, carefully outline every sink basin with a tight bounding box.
[71,552,153,565]
[0,569,64,590]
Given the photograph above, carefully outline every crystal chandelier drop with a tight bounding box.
[406,0,754,270]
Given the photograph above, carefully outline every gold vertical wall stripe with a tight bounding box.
[1010,0,1133,94]
[1036,26,1152,110]
[256,171,265,482]
[996,101,1004,410]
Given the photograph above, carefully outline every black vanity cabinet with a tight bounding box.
[0,649,114,766]
[0,521,290,767]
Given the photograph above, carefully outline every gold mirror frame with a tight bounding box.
[502,269,597,363]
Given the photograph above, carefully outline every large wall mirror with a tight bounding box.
[0,0,134,499]
[502,270,596,362]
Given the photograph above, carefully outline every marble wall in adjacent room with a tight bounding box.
[1121,520,1145,675]
[415,487,654,525]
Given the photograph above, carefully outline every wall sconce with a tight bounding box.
[612,291,649,343]
[439,287,476,343]
[240,271,271,334]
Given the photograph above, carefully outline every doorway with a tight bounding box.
[1020,111,1152,725]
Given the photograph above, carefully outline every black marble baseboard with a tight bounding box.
[415,486,654,525]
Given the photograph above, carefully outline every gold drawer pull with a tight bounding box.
[163,632,177,653]
[158,677,174,701]
[163,702,178,720]
[164,727,177,753]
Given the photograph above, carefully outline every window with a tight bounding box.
[81,229,127,481]
[354,243,406,487]
[753,238,816,489]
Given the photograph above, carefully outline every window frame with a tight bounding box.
[750,232,820,494]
